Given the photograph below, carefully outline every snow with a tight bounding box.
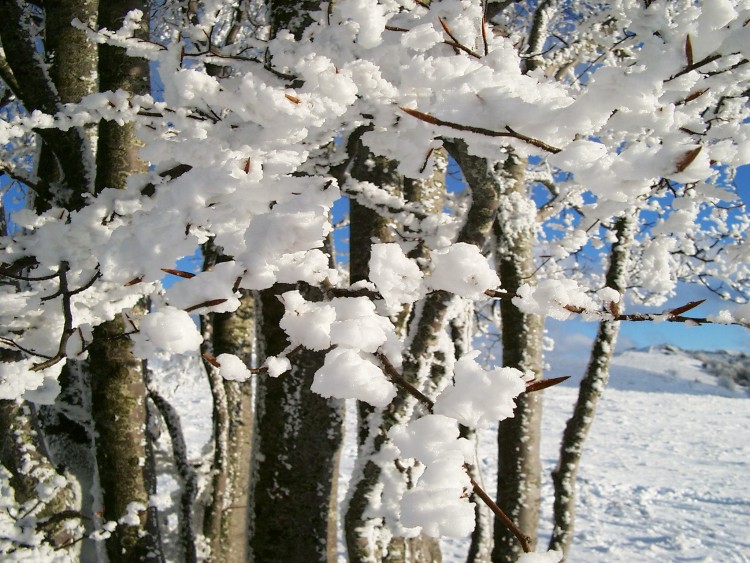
[312,347,396,407]
[131,306,203,359]
[332,345,750,562]
[427,243,501,299]
[369,243,424,311]
[433,351,527,428]
[216,353,252,382]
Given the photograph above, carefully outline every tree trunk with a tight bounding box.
[88,3,162,560]
[549,217,634,559]
[346,139,499,563]
[492,152,544,562]
[0,0,91,212]
[202,283,255,562]
[89,314,162,561]
[250,286,344,562]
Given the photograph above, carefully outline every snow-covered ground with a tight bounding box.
[535,348,750,562]
[337,346,750,562]
[166,346,750,561]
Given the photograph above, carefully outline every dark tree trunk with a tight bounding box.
[250,286,343,562]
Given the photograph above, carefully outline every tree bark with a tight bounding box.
[250,286,344,562]
[202,284,255,563]
[0,0,91,211]
[492,152,544,562]
[549,217,634,559]
[89,314,162,561]
[88,3,162,560]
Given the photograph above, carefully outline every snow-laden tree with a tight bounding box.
[1,0,749,561]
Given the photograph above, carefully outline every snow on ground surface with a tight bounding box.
[166,345,750,562]
[338,346,750,562]
[535,348,750,562]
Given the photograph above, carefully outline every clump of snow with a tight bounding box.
[165,261,244,313]
[369,243,424,311]
[118,501,147,526]
[434,351,526,428]
[216,353,252,382]
[279,291,336,351]
[513,279,596,320]
[330,297,393,353]
[427,243,500,299]
[311,348,396,407]
[597,287,621,305]
[132,307,203,359]
[390,415,476,537]
[390,414,474,465]
[264,355,291,378]
[399,451,475,537]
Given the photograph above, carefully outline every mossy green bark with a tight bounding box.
[90,315,161,561]
[203,289,255,562]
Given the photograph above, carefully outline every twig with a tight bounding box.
[400,107,561,154]
[377,352,435,410]
[467,472,532,553]
[438,17,482,59]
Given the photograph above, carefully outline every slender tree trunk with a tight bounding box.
[492,153,544,562]
[88,3,162,560]
[549,217,634,559]
[250,286,344,562]
[202,277,255,562]
[346,139,499,563]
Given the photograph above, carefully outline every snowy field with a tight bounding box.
[337,347,750,562]
[536,348,750,562]
[450,348,750,562]
[169,346,750,562]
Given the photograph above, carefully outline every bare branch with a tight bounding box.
[401,107,562,154]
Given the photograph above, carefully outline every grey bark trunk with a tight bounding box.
[492,153,544,562]
[549,217,634,559]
